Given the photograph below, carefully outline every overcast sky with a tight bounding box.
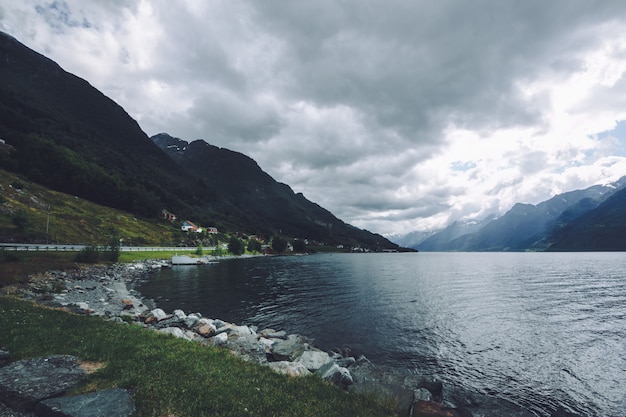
[3,0,626,235]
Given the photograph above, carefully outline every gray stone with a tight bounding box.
[0,356,87,412]
[158,327,189,340]
[271,335,307,362]
[294,350,332,371]
[414,388,433,402]
[315,362,353,389]
[150,308,167,321]
[34,388,135,417]
[268,361,311,377]
[334,356,356,368]
[260,329,287,340]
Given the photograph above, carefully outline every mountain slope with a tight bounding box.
[0,31,216,220]
[547,187,626,251]
[416,215,495,251]
[448,181,625,251]
[151,134,397,248]
[0,31,397,249]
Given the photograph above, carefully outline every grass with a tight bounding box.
[0,296,398,417]
[0,168,179,245]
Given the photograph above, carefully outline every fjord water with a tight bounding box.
[137,252,626,416]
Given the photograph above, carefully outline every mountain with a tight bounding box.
[386,230,439,248]
[416,215,496,251]
[0,31,215,220]
[151,133,397,248]
[411,178,626,251]
[0,31,398,250]
[546,186,626,251]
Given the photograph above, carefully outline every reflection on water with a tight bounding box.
[137,252,626,417]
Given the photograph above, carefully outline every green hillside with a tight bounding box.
[0,168,178,246]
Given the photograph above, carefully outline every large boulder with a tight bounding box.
[0,356,87,411]
[316,362,353,389]
[268,361,311,377]
[294,350,332,372]
[34,388,135,417]
[271,335,307,362]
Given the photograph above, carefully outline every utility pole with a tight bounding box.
[46,204,50,244]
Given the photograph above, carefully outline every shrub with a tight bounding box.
[74,245,100,263]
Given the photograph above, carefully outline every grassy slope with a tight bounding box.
[0,168,178,245]
[0,296,397,417]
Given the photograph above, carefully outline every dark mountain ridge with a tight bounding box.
[151,133,395,247]
[0,31,397,250]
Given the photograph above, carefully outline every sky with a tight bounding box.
[3,1,626,236]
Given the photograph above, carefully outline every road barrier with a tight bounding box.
[0,244,200,252]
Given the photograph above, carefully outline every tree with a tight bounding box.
[247,239,262,253]
[292,239,307,253]
[104,229,121,262]
[228,236,245,255]
[271,236,288,253]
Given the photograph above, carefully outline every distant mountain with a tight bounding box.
[0,31,398,249]
[386,230,439,248]
[410,178,626,251]
[416,215,496,251]
[547,186,626,251]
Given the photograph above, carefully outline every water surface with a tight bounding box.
[137,252,626,416]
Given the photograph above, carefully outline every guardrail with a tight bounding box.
[0,244,202,252]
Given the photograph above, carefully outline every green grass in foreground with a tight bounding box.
[0,296,397,417]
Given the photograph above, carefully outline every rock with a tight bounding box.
[225,335,268,365]
[414,388,433,402]
[294,350,332,372]
[150,308,168,321]
[411,400,473,417]
[34,388,135,417]
[0,355,87,412]
[315,362,353,389]
[173,309,186,319]
[75,302,90,311]
[417,378,443,403]
[195,323,217,337]
[158,327,189,340]
[213,319,227,329]
[268,361,311,377]
[184,316,200,329]
[213,332,228,345]
[271,334,307,361]
[334,356,356,368]
[258,337,275,352]
[260,329,287,340]
[228,325,255,337]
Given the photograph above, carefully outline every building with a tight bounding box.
[181,220,202,233]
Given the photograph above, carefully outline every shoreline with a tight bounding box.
[16,259,539,417]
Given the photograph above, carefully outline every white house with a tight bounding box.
[181,220,202,233]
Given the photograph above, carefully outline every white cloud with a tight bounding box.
[2,0,626,235]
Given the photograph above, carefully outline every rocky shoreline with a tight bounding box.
[2,260,547,417]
